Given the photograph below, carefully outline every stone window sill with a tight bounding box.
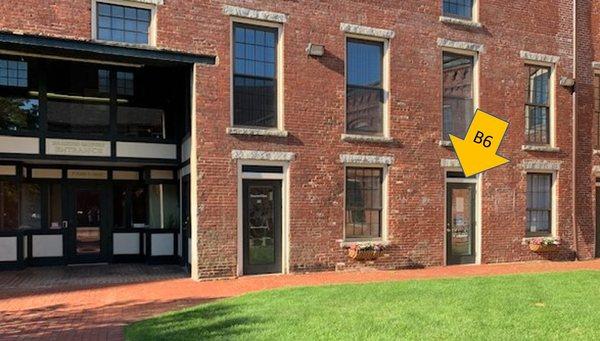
[593,149,600,155]
[438,140,453,147]
[439,16,482,28]
[522,145,560,153]
[226,127,288,137]
[341,134,393,143]
[339,240,390,248]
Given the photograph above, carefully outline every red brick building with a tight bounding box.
[0,0,598,279]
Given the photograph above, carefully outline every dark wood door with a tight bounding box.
[243,179,282,275]
[446,183,476,265]
[67,184,109,263]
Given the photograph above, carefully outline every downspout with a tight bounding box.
[572,0,579,260]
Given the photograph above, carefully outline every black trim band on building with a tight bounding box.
[0,32,216,66]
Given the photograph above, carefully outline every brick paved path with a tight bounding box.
[2,260,600,340]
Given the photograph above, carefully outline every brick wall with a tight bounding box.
[1,0,597,278]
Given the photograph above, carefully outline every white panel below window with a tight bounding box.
[32,235,63,258]
[151,233,174,256]
[0,237,18,262]
[113,233,140,255]
[116,142,177,159]
[0,136,39,154]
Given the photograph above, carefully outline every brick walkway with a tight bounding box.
[2,260,600,340]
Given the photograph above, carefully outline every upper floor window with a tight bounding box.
[233,23,278,128]
[525,65,551,145]
[0,57,39,132]
[96,2,152,45]
[526,173,553,237]
[443,52,474,140]
[443,0,474,20]
[345,167,383,240]
[346,39,384,135]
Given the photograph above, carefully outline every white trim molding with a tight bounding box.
[122,0,163,4]
[223,5,287,23]
[440,158,461,168]
[231,149,295,161]
[340,23,395,39]
[519,51,560,64]
[339,154,394,165]
[438,16,482,28]
[437,38,483,53]
[593,165,600,175]
[520,159,562,171]
[593,61,600,69]
[226,127,288,137]
[522,145,560,153]
[341,134,393,143]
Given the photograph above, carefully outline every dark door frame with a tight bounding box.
[242,179,282,275]
[446,182,477,265]
[65,182,112,264]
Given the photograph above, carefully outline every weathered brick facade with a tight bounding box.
[2,0,599,279]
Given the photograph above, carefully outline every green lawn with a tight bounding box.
[125,271,600,340]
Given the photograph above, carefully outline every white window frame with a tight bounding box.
[523,61,556,148]
[344,34,391,138]
[525,171,558,238]
[441,0,479,23]
[91,0,158,47]
[440,47,479,143]
[229,18,285,132]
[342,164,388,242]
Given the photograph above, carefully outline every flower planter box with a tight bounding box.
[529,244,559,253]
[348,248,381,261]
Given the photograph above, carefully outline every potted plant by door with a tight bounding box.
[347,242,385,261]
[526,237,561,253]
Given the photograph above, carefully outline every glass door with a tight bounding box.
[68,185,108,263]
[243,180,282,275]
[446,183,476,265]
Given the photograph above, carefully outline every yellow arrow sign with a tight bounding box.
[449,109,510,177]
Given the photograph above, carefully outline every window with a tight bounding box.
[113,183,148,228]
[0,181,18,232]
[0,58,39,132]
[96,2,152,44]
[346,39,384,135]
[443,52,474,140]
[525,65,551,145]
[0,181,44,232]
[149,184,179,229]
[345,167,383,239]
[46,62,110,135]
[595,74,600,148]
[47,184,62,229]
[233,23,278,128]
[526,173,552,236]
[443,0,473,20]
[20,183,41,229]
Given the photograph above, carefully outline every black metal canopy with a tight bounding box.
[0,32,216,66]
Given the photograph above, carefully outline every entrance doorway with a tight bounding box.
[446,180,477,265]
[66,184,109,263]
[242,179,282,275]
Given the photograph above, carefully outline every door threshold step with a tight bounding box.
[67,262,109,267]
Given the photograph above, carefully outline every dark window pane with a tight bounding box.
[443,52,474,139]
[20,183,41,229]
[526,173,552,236]
[345,167,383,239]
[131,185,147,227]
[117,106,164,138]
[0,181,18,232]
[525,65,550,144]
[113,184,128,228]
[443,0,473,19]
[0,59,28,87]
[0,97,39,131]
[48,184,62,229]
[233,24,277,128]
[96,2,150,44]
[346,39,384,135]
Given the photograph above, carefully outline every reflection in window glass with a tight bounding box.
[525,65,550,145]
[97,2,151,44]
[131,185,147,227]
[48,184,62,229]
[0,181,18,232]
[0,59,27,87]
[346,39,384,135]
[20,183,41,229]
[233,24,277,127]
[0,97,39,131]
[117,107,164,139]
[148,184,179,229]
[443,0,473,20]
[443,52,474,140]
[113,184,127,228]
